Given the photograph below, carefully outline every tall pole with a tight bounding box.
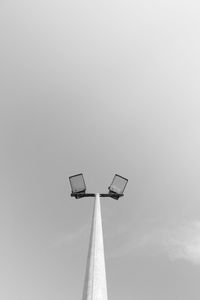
[82,193,108,300]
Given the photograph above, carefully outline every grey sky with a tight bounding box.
[1,0,200,299]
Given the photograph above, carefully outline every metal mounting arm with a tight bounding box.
[71,192,123,200]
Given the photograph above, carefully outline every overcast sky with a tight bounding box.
[1,0,200,299]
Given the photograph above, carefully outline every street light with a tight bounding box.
[69,173,128,199]
[69,173,128,300]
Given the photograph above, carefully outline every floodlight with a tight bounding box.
[108,174,128,199]
[69,173,128,200]
[69,173,86,197]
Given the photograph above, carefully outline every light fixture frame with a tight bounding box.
[108,174,128,198]
[69,173,87,197]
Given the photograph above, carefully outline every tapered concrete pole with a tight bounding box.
[82,193,108,300]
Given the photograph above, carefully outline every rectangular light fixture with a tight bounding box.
[69,173,86,195]
[109,174,128,195]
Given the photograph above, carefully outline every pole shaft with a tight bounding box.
[82,193,108,300]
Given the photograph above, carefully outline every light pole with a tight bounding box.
[69,174,128,300]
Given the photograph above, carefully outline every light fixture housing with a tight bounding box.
[69,173,86,197]
[108,174,128,199]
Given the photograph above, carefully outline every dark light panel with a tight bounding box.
[109,174,128,195]
[69,173,86,194]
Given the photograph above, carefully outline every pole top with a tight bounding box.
[71,192,123,200]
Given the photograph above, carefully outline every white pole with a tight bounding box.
[82,193,108,300]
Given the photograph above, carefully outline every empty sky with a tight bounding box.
[1,0,200,299]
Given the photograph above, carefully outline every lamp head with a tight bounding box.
[108,174,128,199]
[69,173,86,198]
